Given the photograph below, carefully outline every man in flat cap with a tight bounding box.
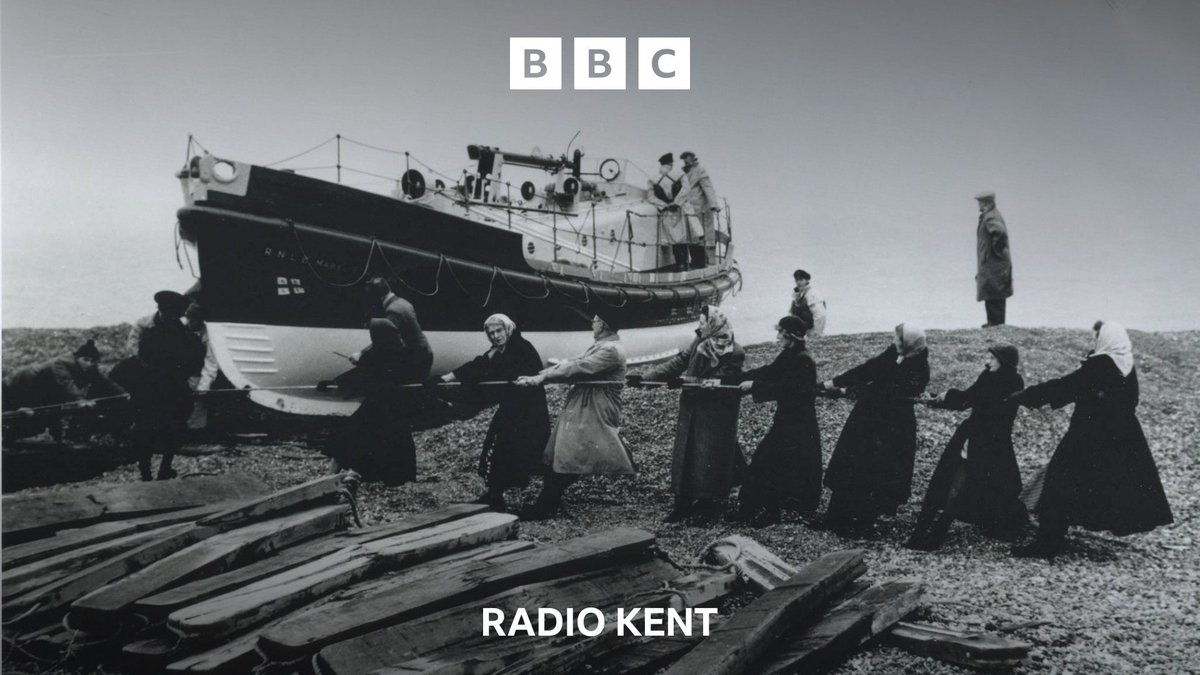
[974,191,1012,327]
[116,290,205,480]
[673,151,722,268]
[647,153,688,270]
[2,339,125,443]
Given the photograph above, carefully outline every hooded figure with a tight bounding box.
[1010,322,1172,558]
[637,305,746,523]
[734,315,823,526]
[441,314,551,511]
[517,312,632,519]
[822,323,930,535]
[906,344,1028,551]
[333,318,418,485]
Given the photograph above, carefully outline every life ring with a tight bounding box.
[562,176,580,196]
[599,158,621,181]
[520,181,536,201]
[401,169,426,198]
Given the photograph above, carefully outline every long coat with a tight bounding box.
[825,345,930,516]
[380,293,433,381]
[3,358,123,409]
[921,367,1027,531]
[738,342,823,512]
[976,206,1013,301]
[541,335,633,475]
[645,336,746,500]
[1019,355,1172,535]
[451,333,550,489]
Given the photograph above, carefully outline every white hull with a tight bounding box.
[208,322,687,416]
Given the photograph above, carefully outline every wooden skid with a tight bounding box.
[135,503,487,618]
[266,527,653,664]
[67,504,350,632]
[1,475,268,541]
[704,534,798,593]
[4,526,179,601]
[662,549,867,675]
[168,512,519,640]
[756,581,925,674]
[886,621,1030,670]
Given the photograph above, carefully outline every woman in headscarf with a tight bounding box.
[1009,321,1172,558]
[439,314,550,512]
[632,305,745,523]
[516,312,633,520]
[333,318,417,486]
[733,315,822,526]
[821,322,930,536]
[905,344,1028,551]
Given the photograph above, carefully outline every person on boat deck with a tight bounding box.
[820,323,930,536]
[355,277,433,382]
[333,318,419,486]
[905,344,1028,552]
[2,339,126,443]
[789,269,827,337]
[1008,321,1173,559]
[646,152,688,271]
[437,314,551,512]
[630,305,745,524]
[733,315,823,527]
[672,151,722,268]
[112,291,205,481]
[516,312,633,520]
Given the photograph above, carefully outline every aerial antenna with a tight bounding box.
[564,130,582,156]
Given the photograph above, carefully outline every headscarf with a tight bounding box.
[696,305,735,366]
[894,323,927,363]
[776,315,809,345]
[988,344,1019,371]
[1091,321,1134,376]
[483,313,516,356]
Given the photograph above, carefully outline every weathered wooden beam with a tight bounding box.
[2,502,233,570]
[168,513,519,640]
[159,541,534,675]
[135,503,488,619]
[3,526,177,601]
[885,621,1030,670]
[195,473,346,527]
[1,474,268,542]
[67,504,350,633]
[756,580,924,674]
[263,527,653,664]
[662,549,867,675]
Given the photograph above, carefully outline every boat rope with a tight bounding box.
[339,137,463,185]
[264,136,337,167]
[497,268,552,300]
[377,246,444,297]
[2,394,131,418]
[289,221,380,288]
[190,135,213,156]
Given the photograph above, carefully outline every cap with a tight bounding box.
[776,315,810,338]
[974,191,996,202]
[680,151,697,161]
[988,344,1019,370]
[658,153,674,165]
[153,290,190,317]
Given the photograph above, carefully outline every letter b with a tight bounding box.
[574,37,626,90]
[510,37,561,90]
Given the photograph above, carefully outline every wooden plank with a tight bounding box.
[703,534,798,593]
[2,502,233,570]
[662,549,867,675]
[263,527,654,664]
[67,504,349,633]
[161,542,534,675]
[1,474,269,541]
[135,503,488,618]
[3,475,353,628]
[885,621,1030,670]
[2,526,176,601]
[168,513,519,640]
[756,581,924,674]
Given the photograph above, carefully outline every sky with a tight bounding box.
[3,0,1199,341]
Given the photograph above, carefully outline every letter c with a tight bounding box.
[652,49,675,78]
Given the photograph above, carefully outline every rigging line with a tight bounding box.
[480,266,500,307]
[283,165,339,173]
[289,222,378,288]
[341,166,402,182]
[265,136,338,167]
[441,256,485,306]
[339,136,407,156]
[191,136,212,156]
[377,247,444,297]
[498,268,551,300]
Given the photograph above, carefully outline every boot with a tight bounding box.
[689,499,721,525]
[663,497,694,523]
[476,488,507,513]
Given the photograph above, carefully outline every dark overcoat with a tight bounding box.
[738,342,823,513]
[1019,355,1172,535]
[976,206,1013,301]
[451,333,550,490]
[645,336,745,500]
[825,345,930,515]
[922,367,1027,530]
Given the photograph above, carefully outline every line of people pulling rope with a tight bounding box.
[325,280,1171,560]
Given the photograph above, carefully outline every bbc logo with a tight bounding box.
[510,37,690,90]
